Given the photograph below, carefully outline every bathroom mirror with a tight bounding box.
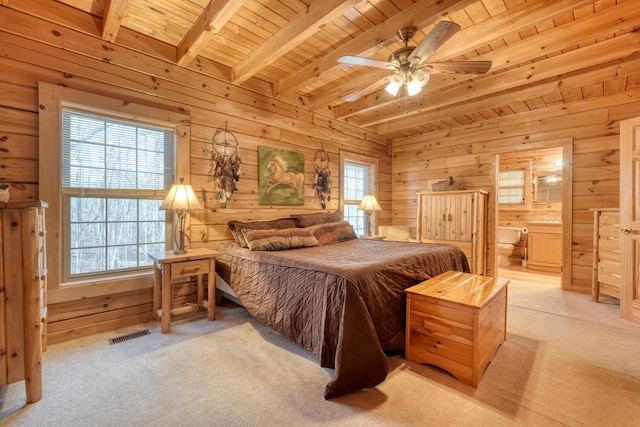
[534,172,562,202]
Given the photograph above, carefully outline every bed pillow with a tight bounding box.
[243,227,319,251]
[309,220,358,245]
[228,218,299,248]
[294,211,342,228]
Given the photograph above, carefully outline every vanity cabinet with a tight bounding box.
[590,208,620,302]
[527,221,562,273]
[417,190,488,275]
[0,201,47,403]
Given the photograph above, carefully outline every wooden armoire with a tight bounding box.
[0,201,47,403]
[416,190,488,275]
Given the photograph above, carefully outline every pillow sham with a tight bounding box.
[309,220,358,245]
[243,227,319,251]
[293,211,342,228]
[228,217,299,248]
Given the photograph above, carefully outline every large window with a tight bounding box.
[61,109,173,279]
[39,83,190,300]
[340,152,378,236]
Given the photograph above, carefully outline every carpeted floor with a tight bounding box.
[1,279,639,426]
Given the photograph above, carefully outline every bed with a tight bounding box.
[215,214,470,399]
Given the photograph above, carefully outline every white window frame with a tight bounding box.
[339,151,379,236]
[39,83,190,303]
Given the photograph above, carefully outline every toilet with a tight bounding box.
[497,227,523,267]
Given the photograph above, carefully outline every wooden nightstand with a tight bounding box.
[360,235,386,240]
[148,248,219,333]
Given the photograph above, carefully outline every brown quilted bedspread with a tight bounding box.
[216,238,469,399]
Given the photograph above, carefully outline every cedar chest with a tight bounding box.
[405,271,508,387]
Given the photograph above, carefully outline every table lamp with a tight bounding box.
[359,194,381,237]
[159,177,202,254]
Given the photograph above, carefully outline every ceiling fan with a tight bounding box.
[337,21,492,102]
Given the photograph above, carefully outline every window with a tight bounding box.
[61,109,173,278]
[340,152,378,236]
[39,83,190,299]
[498,169,525,205]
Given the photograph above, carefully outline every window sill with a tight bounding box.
[48,271,154,304]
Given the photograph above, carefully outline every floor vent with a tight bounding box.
[109,329,150,345]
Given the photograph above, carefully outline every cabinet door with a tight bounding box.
[529,233,563,269]
[421,193,473,242]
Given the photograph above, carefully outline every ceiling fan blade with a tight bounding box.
[409,21,461,64]
[423,61,492,74]
[343,77,390,102]
[338,55,396,70]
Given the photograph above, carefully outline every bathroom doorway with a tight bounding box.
[493,140,573,289]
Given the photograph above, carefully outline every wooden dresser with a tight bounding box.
[0,201,48,403]
[405,271,508,387]
[416,190,488,275]
[590,208,620,302]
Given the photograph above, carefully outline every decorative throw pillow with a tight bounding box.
[228,218,299,248]
[309,220,358,245]
[243,227,319,251]
[293,211,342,228]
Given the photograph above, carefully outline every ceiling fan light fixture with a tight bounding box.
[385,74,403,96]
[407,80,422,96]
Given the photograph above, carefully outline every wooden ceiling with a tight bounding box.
[34,0,640,140]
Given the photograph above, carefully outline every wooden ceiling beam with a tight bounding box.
[375,54,640,136]
[274,0,476,98]
[101,0,128,42]
[176,0,244,67]
[317,0,598,116]
[231,0,359,86]
[332,0,640,120]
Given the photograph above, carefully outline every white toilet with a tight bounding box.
[497,227,523,267]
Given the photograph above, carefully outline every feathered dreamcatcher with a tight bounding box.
[312,148,331,209]
[207,123,241,208]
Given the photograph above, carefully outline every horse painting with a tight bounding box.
[266,156,304,199]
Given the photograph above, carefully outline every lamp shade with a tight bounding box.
[159,178,202,212]
[359,195,382,212]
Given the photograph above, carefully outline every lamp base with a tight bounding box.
[171,249,186,255]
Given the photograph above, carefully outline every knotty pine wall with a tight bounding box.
[391,89,638,293]
[0,6,391,343]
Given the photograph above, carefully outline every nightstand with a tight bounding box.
[149,248,219,333]
[360,235,386,240]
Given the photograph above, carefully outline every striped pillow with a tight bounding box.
[242,227,319,251]
[309,220,358,245]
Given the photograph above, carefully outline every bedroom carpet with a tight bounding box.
[1,279,639,427]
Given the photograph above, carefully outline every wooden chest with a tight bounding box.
[405,271,508,387]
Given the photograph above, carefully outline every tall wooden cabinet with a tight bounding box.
[417,190,488,275]
[0,201,47,403]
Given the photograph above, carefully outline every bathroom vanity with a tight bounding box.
[527,221,562,273]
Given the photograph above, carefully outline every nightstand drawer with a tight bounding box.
[171,259,210,278]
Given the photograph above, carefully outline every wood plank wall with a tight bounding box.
[392,88,637,293]
[0,5,391,344]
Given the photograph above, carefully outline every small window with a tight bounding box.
[61,109,174,279]
[498,169,525,204]
[343,161,370,235]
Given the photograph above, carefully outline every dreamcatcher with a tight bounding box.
[312,149,331,209]
[207,123,241,208]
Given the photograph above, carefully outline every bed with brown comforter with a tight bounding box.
[216,237,469,399]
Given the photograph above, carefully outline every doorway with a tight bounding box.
[491,139,573,290]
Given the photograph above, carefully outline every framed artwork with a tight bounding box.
[258,146,305,205]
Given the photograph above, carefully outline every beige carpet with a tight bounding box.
[1,279,639,426]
